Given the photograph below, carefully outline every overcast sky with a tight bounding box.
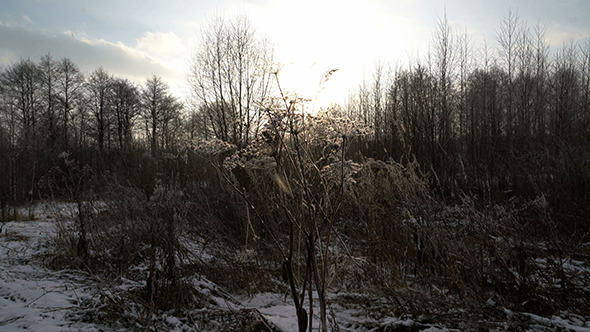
[1,0,590,107]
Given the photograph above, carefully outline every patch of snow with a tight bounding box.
[241,293,301,331]
[521,312,590,331]
[486,298,496,307]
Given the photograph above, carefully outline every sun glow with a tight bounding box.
[231,0,419,109]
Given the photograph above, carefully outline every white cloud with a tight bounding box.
[135,31,190,73]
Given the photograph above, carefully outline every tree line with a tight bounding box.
[0,54,185,206]
[343,12,590,222]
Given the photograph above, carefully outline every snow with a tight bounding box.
[522,312,590,332]
[240,292,451,331]
[241,292,301,331]
[0,215,103,331]
[486,297,496,307]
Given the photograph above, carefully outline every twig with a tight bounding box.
[25,285,63,308]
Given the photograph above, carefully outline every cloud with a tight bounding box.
[135,31,189,73]
[546,22,589,46]
[0,24,185,91]
[21,15,33,25]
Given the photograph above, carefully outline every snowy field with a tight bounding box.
[1,204,590,331]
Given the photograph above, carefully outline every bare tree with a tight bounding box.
[432,11,455,155]
[1,59,42,148]
[39,54,59,147]
[112,78,139,149]
[358,79,371,127]
[188,14,274,147]
[73,93,90,148]
[0,68,18,215]
[497,9,520,138]
[87,67,113,151]
[56,57,85,148]
[579,40,590,139]
[457,29,473,151]
[550,42,579,139]
[531,24,549,138]
[159,94,183,152]
[0,59,43,206]
[372,62,385,141]
[141,75,169,156]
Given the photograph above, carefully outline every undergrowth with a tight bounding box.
[42,136,590,330]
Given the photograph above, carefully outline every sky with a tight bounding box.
[1,0,590,109]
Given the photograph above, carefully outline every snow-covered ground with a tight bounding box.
[2,204,590,331]
[0,212,103,331]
